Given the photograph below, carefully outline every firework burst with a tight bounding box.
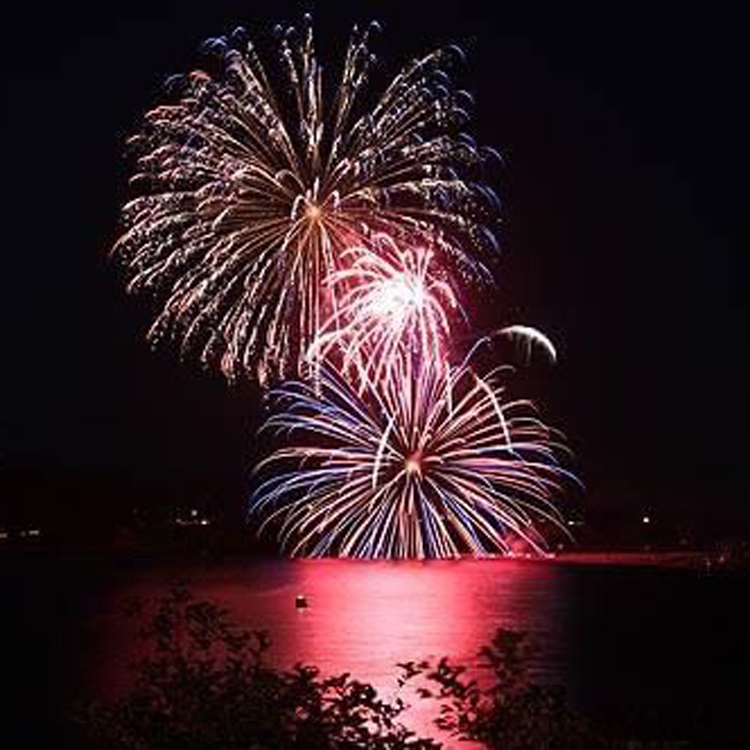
[307,232,461,388]
[251,357,574,559]
[113,16,499,384]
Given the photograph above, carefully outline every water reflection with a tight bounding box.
[7,555,743,744]
[289,559,565,684]
[288,558,568,745]
[89,558,568,744]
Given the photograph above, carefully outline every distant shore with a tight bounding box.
[1,544,747,572]
[550,550,718,568]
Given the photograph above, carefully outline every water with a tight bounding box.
[1,554,747,745]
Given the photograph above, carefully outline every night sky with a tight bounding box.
[1,1,746,539]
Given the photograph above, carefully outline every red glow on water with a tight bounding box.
[292,559,500,676]
[88,558,566,744]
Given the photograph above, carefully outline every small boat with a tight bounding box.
[295,594,309,609]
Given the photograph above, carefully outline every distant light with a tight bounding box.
[200,519,210,526]
[642,515,651,524]
[0,531,8,541]
[191,509,198,518]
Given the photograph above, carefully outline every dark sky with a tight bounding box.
[1,1,746,534]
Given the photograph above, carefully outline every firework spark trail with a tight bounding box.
[306,233,461,389]
[497,325,557,365]
[113,16,499,384]
[251,356,574,559]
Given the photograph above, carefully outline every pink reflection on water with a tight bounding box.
[288,558,564,746]
[290,559,531,681]
[87,557,568,745]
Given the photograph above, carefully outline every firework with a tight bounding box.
[498,325,557,365]
[251,356,574,559]
[307,233,461,388]
[108,15,578,560]
[113,17,499,384]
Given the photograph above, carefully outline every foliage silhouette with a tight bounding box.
[79,585,439,749]
[403,629,604,749]
[77,585,690,749]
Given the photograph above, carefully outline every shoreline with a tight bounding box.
[0,545,743,571]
